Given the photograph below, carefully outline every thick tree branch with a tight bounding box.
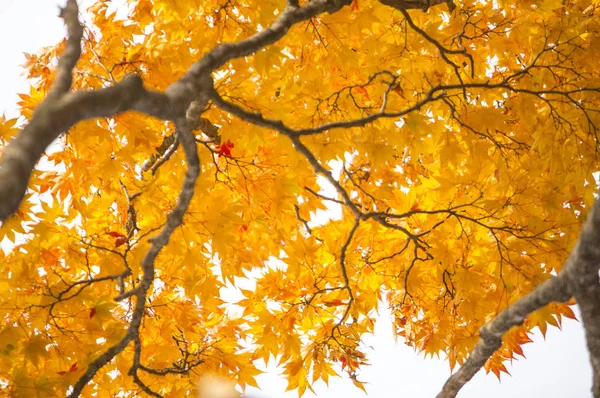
[568,199,600,397]
[0,74,146,221]
[575,283,600,397]
[52,0,83,96]
[378,0,456,13]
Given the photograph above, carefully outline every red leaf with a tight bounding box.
[89,308,97,319]
[340,356,348,370]
[69,362,78,373]
[215,140,235,158]
[107,231,125,238]
[115,236,127,247]
[57,371,67,376]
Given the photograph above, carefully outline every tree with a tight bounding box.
[0,0,599,396]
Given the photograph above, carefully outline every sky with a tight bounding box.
[0,1,594,397]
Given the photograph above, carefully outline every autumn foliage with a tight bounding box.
[1,0,600,396]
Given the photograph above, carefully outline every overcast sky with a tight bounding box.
[0,1,593,397]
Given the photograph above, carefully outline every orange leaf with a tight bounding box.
[324,299,345,307]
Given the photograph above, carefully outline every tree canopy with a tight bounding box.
[1,0,600,397]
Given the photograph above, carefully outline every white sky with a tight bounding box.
[0,1,593,397]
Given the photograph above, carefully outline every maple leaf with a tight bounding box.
[1,0,600,396]
[215,139,235,158]
[107,231,127,247]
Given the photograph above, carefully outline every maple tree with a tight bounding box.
[1,0,600,396]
